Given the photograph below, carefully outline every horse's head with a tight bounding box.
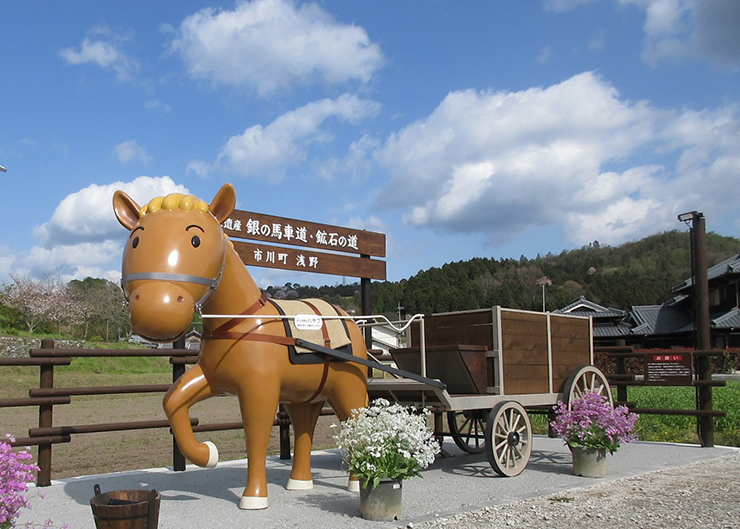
[113,183,236,342]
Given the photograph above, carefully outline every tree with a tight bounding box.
[68,278,129,340]
[1,275,78,333]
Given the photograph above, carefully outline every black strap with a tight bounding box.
[294,338,446,390]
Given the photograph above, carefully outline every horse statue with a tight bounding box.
[113,183,368,510]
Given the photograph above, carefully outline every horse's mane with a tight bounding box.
[138,193,210,216]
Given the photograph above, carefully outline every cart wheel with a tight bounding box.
[448,410,487,453]
[485,401,532,477]
[563,366,613,408]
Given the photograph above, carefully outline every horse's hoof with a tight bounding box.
[239,496,268,510]
[286,478,313,490]
[204,441,219,468]
[347,479,360,493]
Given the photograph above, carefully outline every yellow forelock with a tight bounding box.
[140,193,210,215]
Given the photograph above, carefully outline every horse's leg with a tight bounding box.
[327,376,368,492]
[162,363,218,468]
[237,384,281,510]
[283,400,325,490]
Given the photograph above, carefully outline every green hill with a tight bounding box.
[368,230,740,315]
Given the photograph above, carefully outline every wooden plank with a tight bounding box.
[224,209,386,257]
[420,325,494,349]
[411,310,494,347]
[550,317,590,338]
[233,240,386,280]
[502,365,550,394]
[501,348,549,366]
[501,310,547,324]
[390,345,488,394]
[550,346,591,366]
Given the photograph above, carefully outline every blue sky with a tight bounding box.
[1,0,739,288]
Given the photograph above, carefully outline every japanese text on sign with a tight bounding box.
[644,353,693,386]
[223,217,359,251]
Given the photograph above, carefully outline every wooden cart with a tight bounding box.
[365,307,612,477]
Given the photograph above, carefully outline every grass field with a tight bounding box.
[528,381,740,447]
[1,355,738,481]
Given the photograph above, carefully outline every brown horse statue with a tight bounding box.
[113,183,368,510]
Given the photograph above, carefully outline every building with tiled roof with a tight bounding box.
[555,253,740,348]
[553,296,632,345]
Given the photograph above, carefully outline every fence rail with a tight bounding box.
[0,340,729,484]
[0,338,291,486]
[595,345,727,446]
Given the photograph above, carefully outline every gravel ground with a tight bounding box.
[416,451,740,529]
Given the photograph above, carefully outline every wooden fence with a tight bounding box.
[595,345,727,447]
[0,339,730,485]
[0,338,295,486]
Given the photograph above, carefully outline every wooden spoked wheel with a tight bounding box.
[563,366,613,409]
[447,409,487,454]
[485,401,532,477]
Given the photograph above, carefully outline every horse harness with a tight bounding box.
[204,295,352,404]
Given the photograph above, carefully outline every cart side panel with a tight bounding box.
[410,309,493,348]
[390,345,488,394]
[500,310,549,394]
[549,314,592,392]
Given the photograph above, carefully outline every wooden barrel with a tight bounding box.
[90,485,160,529]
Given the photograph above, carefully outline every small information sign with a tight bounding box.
[644,353,693,386]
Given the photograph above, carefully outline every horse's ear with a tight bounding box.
[113,190,142,230]
[209,183,236,224]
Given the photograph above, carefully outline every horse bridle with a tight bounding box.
[120,241,227,312]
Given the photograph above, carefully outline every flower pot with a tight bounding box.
[570,446,607,478]
[359,479,402,521]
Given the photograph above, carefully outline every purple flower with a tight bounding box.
[551,393,638,454]
[1,434,40,527]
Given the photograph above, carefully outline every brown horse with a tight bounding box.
[113,183,368,510]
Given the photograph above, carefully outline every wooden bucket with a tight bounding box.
[90,484,161,529]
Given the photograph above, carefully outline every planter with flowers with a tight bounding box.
[551,392,639,477]
[333,399,440,521]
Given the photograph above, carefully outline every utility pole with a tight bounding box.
[678,211,713,447]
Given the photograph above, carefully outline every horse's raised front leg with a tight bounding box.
[284,400,325,490]
[237,384,281,510]
[162,363,218,468]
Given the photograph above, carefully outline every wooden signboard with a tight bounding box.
[222,209,386,280]
[644,352,694,386]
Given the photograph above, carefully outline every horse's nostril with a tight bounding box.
[178,296,185,303]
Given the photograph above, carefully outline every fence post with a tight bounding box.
[172,337,187,471]
[278,404,291,460]
[36,339,55,486]
[690,214,714,447]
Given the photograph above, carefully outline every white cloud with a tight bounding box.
[35,176,187,248]
[376,71,740,247]
[537,46,552,64]
[4,177,189,283]
[547,1,740,68]
[215,94,380,180]
[169,0,384,95]
[115,140,152,164]
[59,27,139,80]
[544,0,597,12]
[346,215,386,234]
[145,100,172,113]
[314,134,380,182]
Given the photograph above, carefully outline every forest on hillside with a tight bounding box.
[3,230,739,339]
[267,230,740,317]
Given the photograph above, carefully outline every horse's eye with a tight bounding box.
[191,236,201,248]
[132,236,139,249]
